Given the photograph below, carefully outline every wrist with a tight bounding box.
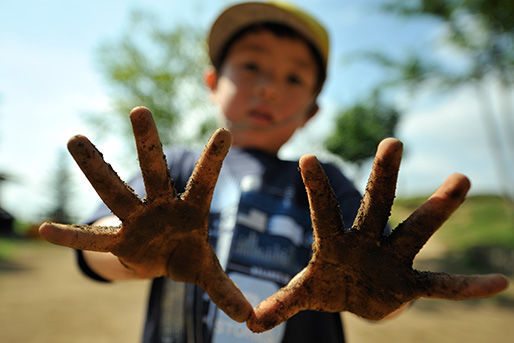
[117,257,146,279]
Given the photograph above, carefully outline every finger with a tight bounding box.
[390,174,471,261]
[418,271,509,300]
[299,155,344,247]
[198,255,253,323]
[246,270,310,332]
[130,107,175,201]
[181,128,231,208]
[39,222,120,252]
[68,135,142,220]
[353,138,402,239]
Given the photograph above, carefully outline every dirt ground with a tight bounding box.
[1,240,513,343]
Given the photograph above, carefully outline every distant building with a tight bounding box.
[0,173,15,236]
[0,206,14,236]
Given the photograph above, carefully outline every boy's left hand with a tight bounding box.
[247,138,509,332]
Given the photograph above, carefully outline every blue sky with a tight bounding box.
[1,0,511,222]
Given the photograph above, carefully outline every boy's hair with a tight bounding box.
[208,1,330,94]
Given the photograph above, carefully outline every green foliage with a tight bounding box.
[325,95,399,167]
[381,0,453,20]
[391,194,514,277]
[438,195,514,250]
[90,10,211,148]
[391,195,514,250]
[0,237,17,260]
[359,0,514,204]
[379,0,514,83]
[382,0,514,30]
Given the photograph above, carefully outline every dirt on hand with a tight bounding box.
[38,107,252,323]
[247,139,508,332]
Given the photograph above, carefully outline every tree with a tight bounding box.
[354,0,514,204]
[88,10,214,151]
[325,93,400,180]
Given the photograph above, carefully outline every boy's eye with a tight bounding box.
[242,62,260,72]
[287,74,303,85]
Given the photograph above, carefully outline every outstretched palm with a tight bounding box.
[39,107,252,323]
[247,139,508,332]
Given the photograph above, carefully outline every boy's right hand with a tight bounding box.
[39,107,253,323]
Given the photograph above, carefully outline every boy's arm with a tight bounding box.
[38,107,252,323]
[79,216,143,281]
[247,138,509,332]
[82,250,138,280]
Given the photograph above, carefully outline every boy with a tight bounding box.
[39,2,508,343]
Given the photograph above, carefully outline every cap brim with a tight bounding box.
[208,2,327,72]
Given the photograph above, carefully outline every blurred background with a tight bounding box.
[1,0,513,342]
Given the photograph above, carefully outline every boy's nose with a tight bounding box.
[255,75,280,102]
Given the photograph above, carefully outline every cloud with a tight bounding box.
[396,82,512,196]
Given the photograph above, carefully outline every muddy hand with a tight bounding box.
[39,106,252,322]
[247,138,508,332]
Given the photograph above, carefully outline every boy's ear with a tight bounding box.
[204,67,218,91]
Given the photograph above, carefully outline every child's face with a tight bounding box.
[206,30,319,154]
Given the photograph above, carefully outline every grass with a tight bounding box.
[0,237,18,260]
[391,195,514,250]
[0,219,40,260]
[391,195,514,280]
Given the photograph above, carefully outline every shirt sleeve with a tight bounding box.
[75,249,111,282]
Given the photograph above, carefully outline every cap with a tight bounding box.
[208,1,329,80]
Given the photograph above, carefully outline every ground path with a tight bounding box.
[1,240,513,342]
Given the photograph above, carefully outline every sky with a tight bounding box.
[1,0,512,223]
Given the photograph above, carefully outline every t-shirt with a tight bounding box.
[79,146,365,343]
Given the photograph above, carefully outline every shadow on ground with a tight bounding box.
[0,258,30,273]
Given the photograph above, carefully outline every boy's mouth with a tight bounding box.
[248,109,274,126]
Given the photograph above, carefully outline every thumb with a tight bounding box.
[39,222,119,252]
[247,270,310,332]
[419,272,509,300]
[198,257,253,323]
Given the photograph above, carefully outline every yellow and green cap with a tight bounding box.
[208,1,330,87]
